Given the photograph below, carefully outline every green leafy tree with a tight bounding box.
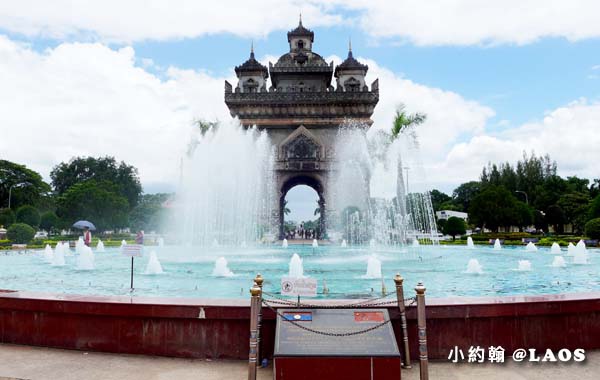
[557,192,590,233]
[40,211,60,232]
[546,205,566,234]
[391,104,427,140]
[452,181,481,212]
[51,157,142,207]
[16,205,40,228]
[443,216,466,240]
[430,189,451,211]
[0,208,16,228]
[469,186,520,232]
[129,193,170,232]
[0,160,51,209]
[57,180,129,231]
[7,223,35,244]
[585,218,600,239]
[588,195,600,221]
[283,200,291,216]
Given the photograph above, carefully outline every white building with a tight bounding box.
[436,210,468,221]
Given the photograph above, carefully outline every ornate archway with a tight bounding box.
[279,174,326,239]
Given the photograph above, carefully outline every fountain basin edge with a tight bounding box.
[1,289,599,360]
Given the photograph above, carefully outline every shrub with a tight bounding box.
[585,218,600,240]
[39,211,59,232]
[0,208,16,228]
[443,217,467,241]
[16,205,40,227]
[7,223,36,244]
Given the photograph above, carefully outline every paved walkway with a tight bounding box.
[0,344,598,380]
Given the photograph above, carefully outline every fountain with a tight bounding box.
[144,251,164,275]
[466,259,483,274]
[177,120,275,246]
[573,241,588,265]
[567,242,576,256]
[240,241,247,248]
[211,239,220,248]
[121,240,127,247]
[76,246,95,270]
[76,237,86,255]
[551,256,566,268]
[312,239,318,248]
[412,239,420,247]
[157,237,164,247]
[467,237,475,249]
[282,239,288,248]
[212,257,234,277]
[43,244,53,263]
[288,253,304,278]
[550,242,561,254]
[341,239,347,247]
[96,239,105,252]
[361,255,382,279]
[517,260,532,271]
[525,242,537,252]
[493,239,502,250]
[328,125,438,246]
[51,243,66,266]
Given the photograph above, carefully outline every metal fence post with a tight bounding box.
[248,282,261,380]
[254,273,264,365]
[415,281,429,380]
[394,273,411,368]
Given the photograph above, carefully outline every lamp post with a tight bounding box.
[515,190,528,205]
[8,182,32,209]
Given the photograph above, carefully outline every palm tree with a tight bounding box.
[283,200,291,216]
[391,104,427,218]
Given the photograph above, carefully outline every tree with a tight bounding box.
[390,104,427,216]
[16,205,40,228]
[51,156,142,207]
[57,180,129,231]
[469,186,520,232]
[391,104,427,140]
[557,192,590,233]
[0,160,51,209]
[283,200,291,216]
[585,218,600,239]
[430,189,451,211]
[40,211,60,232]
[443,217,466,240]
[588,195,600,220]
[129,193,170,232]
[546,205,566,234]
[452,181,481,212]
[0,208,15,228]
[7,223,35,244]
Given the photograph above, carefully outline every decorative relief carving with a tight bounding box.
[284,134,320,160]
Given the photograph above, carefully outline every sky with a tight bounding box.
[0,1,599,221]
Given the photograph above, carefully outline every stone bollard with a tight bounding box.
[415,281,429,380]
[394,273,411,368]
[248,282,261,380]
[254,273,264,364]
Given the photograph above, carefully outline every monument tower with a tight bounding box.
[225,18,379,238]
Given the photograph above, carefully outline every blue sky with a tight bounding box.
[0,1,599,221]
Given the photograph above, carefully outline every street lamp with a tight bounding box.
[515,190,528,205]
[8,182,32,209]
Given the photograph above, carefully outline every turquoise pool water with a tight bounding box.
[1,244,598,299]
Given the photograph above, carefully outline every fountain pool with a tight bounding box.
[1,244,598,299]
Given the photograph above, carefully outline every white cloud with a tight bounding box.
[439,99,600,188]
[1,1,600,46]
[0,36,231,192]
[0,35,596,196]
[342,0,600,46]
[0,1,341,43]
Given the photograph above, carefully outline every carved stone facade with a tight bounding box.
[224,19,379,238]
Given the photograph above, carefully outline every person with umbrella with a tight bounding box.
[72,221,96,247]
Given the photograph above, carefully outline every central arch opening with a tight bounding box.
[279,176,325,240]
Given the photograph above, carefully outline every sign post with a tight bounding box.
[122,244,143,291]
[281,277,317,303]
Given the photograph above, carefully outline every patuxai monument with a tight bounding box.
[225,18,379,238]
